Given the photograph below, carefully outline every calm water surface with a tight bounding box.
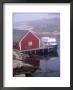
[32,46,60,77]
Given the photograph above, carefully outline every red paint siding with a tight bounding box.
[21,32,39,50]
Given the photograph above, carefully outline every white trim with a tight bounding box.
[30,31,40,41]
[19,42,21,51]
[39,38,40,48]
[30,31,40,48]
[19,31,30,50]
[19,31,40,50]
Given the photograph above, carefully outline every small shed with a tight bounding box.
[13,30,40,50]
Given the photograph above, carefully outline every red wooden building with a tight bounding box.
[13,30,40,51]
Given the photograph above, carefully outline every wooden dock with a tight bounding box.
[20,45,58,56]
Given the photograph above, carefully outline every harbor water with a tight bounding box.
[14,45,60,77]
[31,45,60,77]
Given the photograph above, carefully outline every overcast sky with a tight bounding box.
[13,13,60,24]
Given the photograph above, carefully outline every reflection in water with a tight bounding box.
[31,47,60,77]
[14,46,60,77]
[31,57,60,77]
[22,47,60,77]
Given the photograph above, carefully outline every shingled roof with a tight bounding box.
[13,30,28,42]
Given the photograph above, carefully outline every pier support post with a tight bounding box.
[43,49,44,56]
[35,50,36,55]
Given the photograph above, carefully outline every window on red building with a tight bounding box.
[28,41,32,46]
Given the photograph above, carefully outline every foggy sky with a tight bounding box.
[13,13,60,24]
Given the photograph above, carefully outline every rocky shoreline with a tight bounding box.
[13,49,39,76]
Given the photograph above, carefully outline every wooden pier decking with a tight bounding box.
[20,45,58,56]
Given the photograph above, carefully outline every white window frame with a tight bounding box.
[28,41,32,46]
